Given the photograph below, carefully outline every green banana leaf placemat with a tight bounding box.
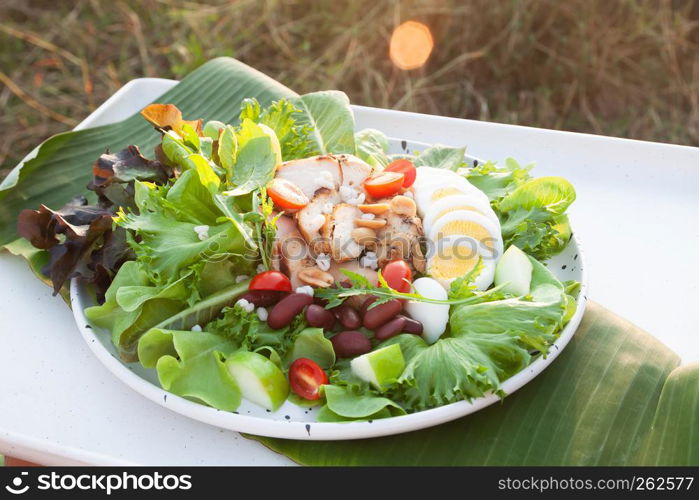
[251,302,699,465]
[1,58,697,466]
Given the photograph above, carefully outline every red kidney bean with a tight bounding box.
[374,316,406,341]
[330,331,372,358]
[362,299,403,330]
[313,296,329,307]
[359,295,378,317]
[305,304,336,330]
[334,303,362,330]
[398,315,423,335]
[238,290,286,307]
[267,293,313,329]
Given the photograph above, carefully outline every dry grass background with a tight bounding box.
[1,0,698,179]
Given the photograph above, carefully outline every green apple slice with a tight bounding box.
[495,245,533,296]
[351,344,405,391]
[226,351,289,411]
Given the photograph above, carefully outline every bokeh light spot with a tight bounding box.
[389,21,434,70]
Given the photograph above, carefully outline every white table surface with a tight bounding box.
[1,78,697,466]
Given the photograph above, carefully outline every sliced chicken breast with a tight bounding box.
[328,259,379,284]
[276,155,342,199]
[296,189,340,254]
[273,215,315,288]
[337,154,373,189]
[327,203,364,262]
[376,212,425,270]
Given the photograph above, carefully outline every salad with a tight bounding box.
[17,91,579,421]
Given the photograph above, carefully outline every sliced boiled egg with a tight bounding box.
[422,194,498,234]
[405,277,449,344]
[426,236,497,290]
[427,210,503,260]
[413,169,488,217]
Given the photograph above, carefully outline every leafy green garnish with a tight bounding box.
[224,118,278,195]
[413,144,467,171]
[240,98,316,160]
[217,124,238,176]
[496,176,576,260]
[465,157,532,200]
[354,128,390,167]
[283,328,335,369]
[384,333,530,410]
[315,268,507,309]
[290,91,356,154]
[316,385,406,422]
[138,327,241,412]
[205,303,308,358]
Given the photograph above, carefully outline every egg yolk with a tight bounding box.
[429,245,480,280]
[436,220,496,252]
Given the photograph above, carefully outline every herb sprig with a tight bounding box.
[315,268,508,310]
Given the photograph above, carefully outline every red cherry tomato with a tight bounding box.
[288,358,328,400]
[384,159,417,188]
[249,270,292,292]
[267,178,309,210]
[381,259,412,293]
[364,171,405,198]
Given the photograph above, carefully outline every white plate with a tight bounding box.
[71,135,587,440]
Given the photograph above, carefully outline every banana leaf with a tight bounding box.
[1,57,697,465]
[0,57,297,247]
[251,302,699,465]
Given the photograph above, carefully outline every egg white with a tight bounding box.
[422,193,498,234]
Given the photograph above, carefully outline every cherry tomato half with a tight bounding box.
[384,159,417,188]
[364,171,405,198]
[249,270,293,293]
[289,358,328,400]
[381,259,412,293]
[267,178,309,210]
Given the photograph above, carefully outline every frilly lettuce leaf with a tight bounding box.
[382,334,530,411]
[316,385,405,422]
[465,157,532,200]
[449,256,566,353]
[240,98,316,161]
[290,91,356,155]
[413,144,467,171]
[117,164,247,283]
[499,176,576,215]
[137,327,241,412]
[205,304,307,357]
[377,256,568,412]
[354,128,390,167]
[117,210,245,283]
[495,176,576,260]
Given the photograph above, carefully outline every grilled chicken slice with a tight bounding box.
[276,155,342,199]
[337,154,373,190]
[376,212,425,269]
[296,189,340,254]
[328,259,379,284]
[273,215,315,289]
[327,203,364,262]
